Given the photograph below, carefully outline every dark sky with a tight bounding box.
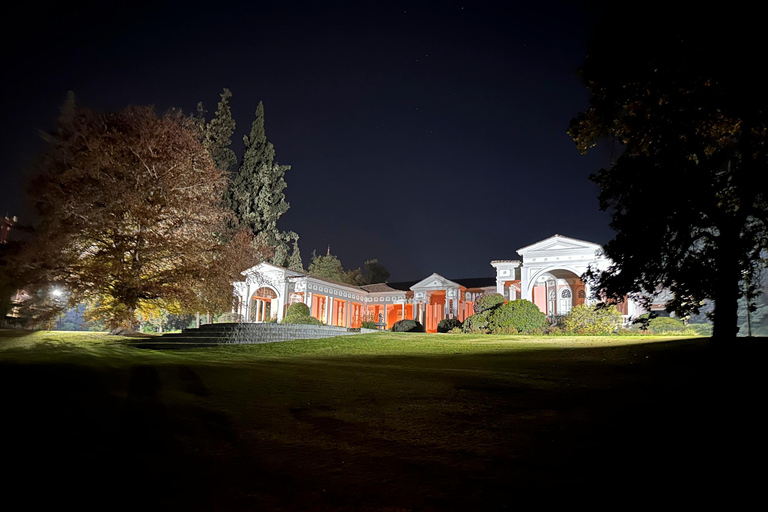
[1,0,614,281]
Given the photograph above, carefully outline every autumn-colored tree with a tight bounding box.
[21,98,260,329]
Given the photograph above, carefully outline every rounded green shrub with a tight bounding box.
[286,303,311,317]
[488,299,547,334]
[648,316,686,334]
[437,317,463,333]
[462,312,491,333]
[391,319,425,332]
[281,302,323,325]
[474,293,505,314]
[562,304,623,334]
[361,320,378,329]
[687,323,713,336]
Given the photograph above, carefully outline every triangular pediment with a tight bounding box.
[517,235,601,256]
[410,273,462,291]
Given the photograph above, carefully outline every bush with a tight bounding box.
[488,299,547,334]
[474,293,505,314]
[391,319,425,332]
[562,304,623,334]
[688,323,713,336]
[648,316,686,334]
[361,321,377,329]
[437,317,463,333]
[281,302,324,325]
[449,327,463,334]
[218,312,243,323]
[462,312,491,333]
[286,303,311,317]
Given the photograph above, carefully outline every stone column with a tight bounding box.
[346,300,351,327]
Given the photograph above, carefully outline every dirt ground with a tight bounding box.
[1,337,765,510]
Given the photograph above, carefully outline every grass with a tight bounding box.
[1,329,764,510]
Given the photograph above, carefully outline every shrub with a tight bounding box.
[281,302,324,325]
[449,327,463,334]
[217,312,242,323]
[544,325,563,335]
[361,320,377,329]
[474,293,505,314]
[286,303,311,317]
[687,323,713,336]
[437,317,463,333]
[562,304,623,335]
[391,319,425,332]
[462,312,490,333]
[648,316,686,334]
[488,299,547,334]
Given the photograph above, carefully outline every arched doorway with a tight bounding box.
[529,268,582,319]
[250,286,277,322]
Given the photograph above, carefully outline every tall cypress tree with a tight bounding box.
[204,89,237,173]
[228,101,301,267]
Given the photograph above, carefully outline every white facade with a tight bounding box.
[232,234,646,330]
[491,234,645,320]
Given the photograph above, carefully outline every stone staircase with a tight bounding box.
[128,322,370,349]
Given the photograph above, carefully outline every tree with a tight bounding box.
[569,8,768,341]
[226,101,301,267]
[203,88,237,173]
[363,259,389,284]
[307,250,347,283]
[21,100,259,329]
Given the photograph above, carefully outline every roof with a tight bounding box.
[516,234,601,254]
[359,283,403,293]
[387,277,496,291]
[449,277,496,289]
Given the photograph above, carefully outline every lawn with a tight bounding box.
[1,329,764,510]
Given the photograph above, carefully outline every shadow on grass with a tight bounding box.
[1,336,765,509]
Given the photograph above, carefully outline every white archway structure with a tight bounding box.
[491,234,646,321]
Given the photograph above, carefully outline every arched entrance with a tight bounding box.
[250,286,277,322]
[529,268,584,320]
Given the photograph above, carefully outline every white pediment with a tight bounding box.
[517,235,601,257]
[410,273,462,291]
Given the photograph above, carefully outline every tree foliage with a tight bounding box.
[307,250,389,286]
[226,101,301,268]
[202,88,237,173]
[308,251,347,283]
[20,100,259,329]
[569,8,768,340]
[363,259,389,284]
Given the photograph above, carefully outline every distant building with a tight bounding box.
[233,234,648,332]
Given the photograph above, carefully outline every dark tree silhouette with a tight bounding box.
[569,8,768,341]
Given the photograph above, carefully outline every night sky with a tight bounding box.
[1,0,615,281]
